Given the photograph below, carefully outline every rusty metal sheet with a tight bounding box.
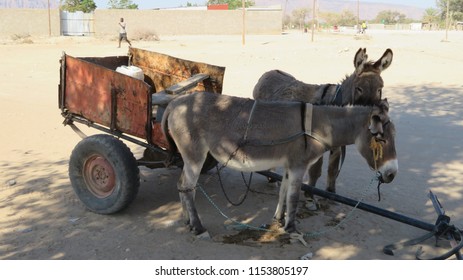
[61,49,225,151]
[129,48,225,149]
[130,47,225,94]
[63,55,151,140]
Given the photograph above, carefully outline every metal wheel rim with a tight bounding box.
[83,154,116,198]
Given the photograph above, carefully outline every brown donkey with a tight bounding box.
[162,92,397,235]
[253,48,393,204]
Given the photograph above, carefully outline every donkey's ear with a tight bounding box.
[380,98,389,112]
[373,49,393,72]
[354,48,368,73]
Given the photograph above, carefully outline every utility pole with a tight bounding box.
[242,0,246,45]
[48,0,51,36]
[357,0,360,29]
[311,0,316,42]
[445,0,450,41]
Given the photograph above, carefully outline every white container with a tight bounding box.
[116,65,144,80]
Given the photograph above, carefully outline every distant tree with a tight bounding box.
[107,0,138,9]
[437,0,463,21]
[60,0,96,12]
[338,9,357,26]
[320,9,356,26]
[283,14,291,28]
[421,8,440,29]
[320,11,339,27]
[374,10,407,24]
[292,7,310,29]
[207,0,255,10]
[422,8,439,23]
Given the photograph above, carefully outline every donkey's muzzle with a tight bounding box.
[380,170,396,183]
[378,159,398,184]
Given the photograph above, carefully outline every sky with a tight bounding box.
[93,1,437,10]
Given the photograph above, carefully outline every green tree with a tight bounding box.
[338,9,357,26]
[320,9,357,26]
[422,8,439,23]
[60,0,96,13]
[207,0,255,10]
[374,10,407,24]
[108,0,138,9]
[437,0,463,21]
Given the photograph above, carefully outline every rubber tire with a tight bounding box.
[69,134,140,214]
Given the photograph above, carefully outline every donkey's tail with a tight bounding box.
[161,105,178,166]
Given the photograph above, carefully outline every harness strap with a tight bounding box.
[332,84,343,105]
[243,100,258,142]
[243,131,307,147]
[241,102,327,149]
[304,103,313,136]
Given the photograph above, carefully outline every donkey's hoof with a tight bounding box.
[304,198,318,211]
[326,187,336,193]
[272,218,285,228]
[189,223,207,236]
[195,230,212,240]
[284,224,297,234]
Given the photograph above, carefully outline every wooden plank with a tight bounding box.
[165,73,209,95]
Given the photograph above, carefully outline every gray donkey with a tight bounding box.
[253,48,393,205]
[162,92,397,235]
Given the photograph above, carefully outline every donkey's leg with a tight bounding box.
[284,168,305,233]
[273,170,288,225]
[178,157,207,235]
[304,157,323,211]
[306,157,323,189]
[326,147,342,193]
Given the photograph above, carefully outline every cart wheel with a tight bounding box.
[69,134,140,214]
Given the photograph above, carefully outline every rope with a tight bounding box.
[216,166,253,207]
[303,173,381,237]
[369,137,384,201]
[370,137,384,171]
[197,172,382,238]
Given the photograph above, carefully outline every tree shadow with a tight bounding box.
[1,83,462,260]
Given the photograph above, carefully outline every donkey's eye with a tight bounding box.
[356,87,363,94]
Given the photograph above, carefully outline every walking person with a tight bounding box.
[118,18,132,48]
[361,21,367,34]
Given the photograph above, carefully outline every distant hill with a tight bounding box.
[254,0,425,20]
[0,0,425,21]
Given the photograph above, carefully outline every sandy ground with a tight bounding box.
[1,30,463,260]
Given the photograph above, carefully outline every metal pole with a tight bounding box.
[242,0,246,46]
[48,0,51,36]
[445,0,450,41]
[283,0,288,30]
[257,170,436,232]
[311,0,316,42]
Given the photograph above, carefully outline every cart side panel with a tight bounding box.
[79,56,129,71]
[129,48,225,149]
[130,47,225,94]
[63,55,151,140]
